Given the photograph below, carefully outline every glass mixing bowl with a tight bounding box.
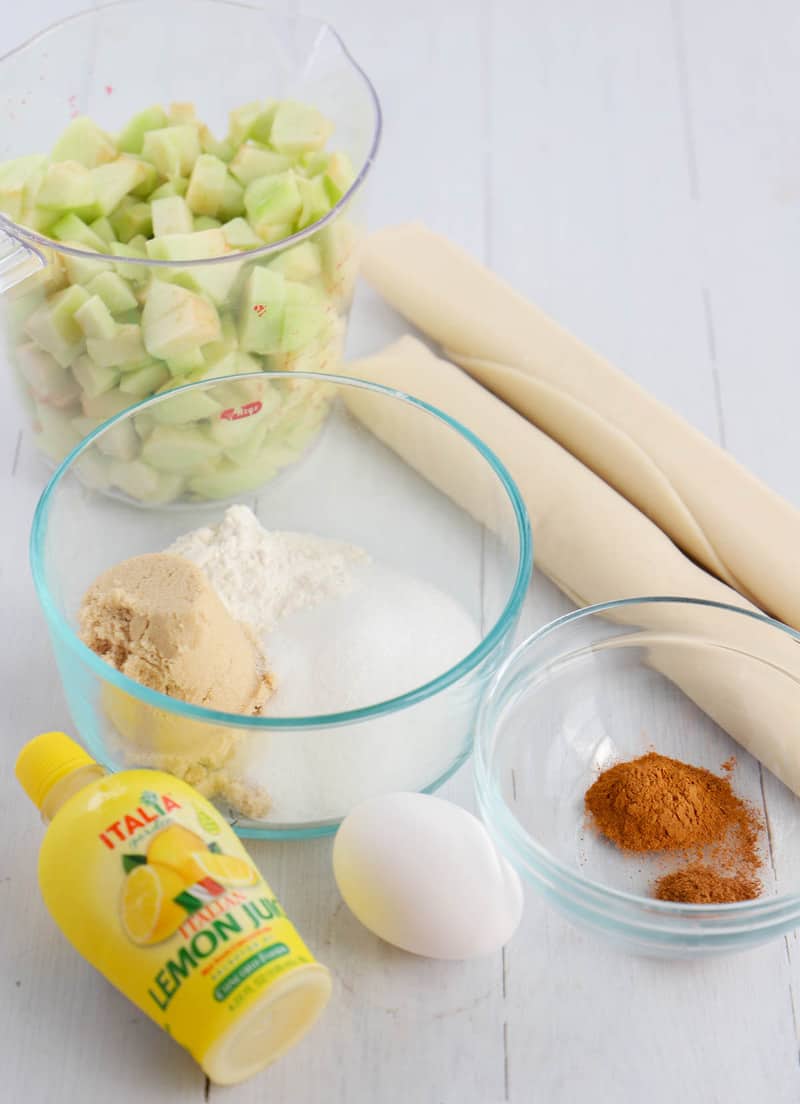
[0,1,380,469]
[31,372,532,838]
[475,597,800,957]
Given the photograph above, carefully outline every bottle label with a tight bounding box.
[39,772,320,1064]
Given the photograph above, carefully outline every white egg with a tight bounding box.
[332,792,524,959]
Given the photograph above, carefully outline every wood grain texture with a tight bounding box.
[2,1,800,1102]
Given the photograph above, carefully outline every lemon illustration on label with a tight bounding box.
[147,824,207,877]
[121,863,188,945]
[186,851,258,887]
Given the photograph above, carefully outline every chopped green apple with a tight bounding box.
[151,195,194,236]
[228,100,276,147]
[117,105,169,154]
[142,423,221,473]
[280,279,328,352]
[89,216,116,244]
[199,124,234,162]
[86,271,139,314]
[34,402,83,461]
[81,386,133,420]
[141,125,201,178]
[145,228,241,302]
[167,102,198,126]
[238,266,286,354]
[270,101,333,155]
[17,342,80,406]
[119,360,170,397]
[165,347,206,376]
[52,117,116,168]
[295,175,330,230]
[141,279,221,359]
[50,213,107,251]
[36,161,96,213]
[244,171,301,240]
[221,217,262,250]
[86,323,146,368]
[25,284,90,365]
[218,173,245,220]
[269,240,321,281]
[193,215,221,231]
[62,244,114,285]
[322,151,355,203]
[109,240,149,284]
[109,197,153,242]
[151,386,222,426]
[109,458,184,503]
[90,157,150,215]
[149,178,189,200]
[74,294,118,340]
[95,418,140,461]
[72,352,120,398]
[0,155,47,221]
[185,154,227,216]
[228,143,291,187]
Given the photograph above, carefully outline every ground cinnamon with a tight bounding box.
[584,751,763,904]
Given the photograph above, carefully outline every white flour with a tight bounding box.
[167,505,368,635]
[167,505,481,824]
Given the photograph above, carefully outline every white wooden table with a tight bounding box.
[3,2,800,1101]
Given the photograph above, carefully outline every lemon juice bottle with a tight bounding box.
[16,732,331,1085]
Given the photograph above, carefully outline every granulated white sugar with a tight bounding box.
[167,506,481,824]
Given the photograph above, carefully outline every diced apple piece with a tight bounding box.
[34,402,82,461]
[72,352,120,398]
[90,157,150,215]
[36,161,96,213]
[50,213,107,251]
[17,342,80,406]
[228,100,275,147]
[134,411,156,438]
[244,171,301,241]
[117,105,169,154]
[52,117,116,168]
[141,126,201,178]
[316,218,360,305]
[151,386,222,426]
[298,151,329,176]
[81,387,133,420]
[295,175,330,230]
[151,195,193,236]
[109,197,153,242]
[199,124,234,162]
[269,240,322,281]
[322,151,355,204]
[228,143,291,187]
[142,280,221,359]
[218,173,244,220]
[187,449,277,498]
[186,154,227,216]
[95,418,140,461]
[168,102,198,126]
[194,215,221,231]
[87,324,146,368]
[25,284,90,365]
[128,158,160,198]
[89,216,116,244]
[109,458,184,503]
[86,271,139,314]
[62,244,114,285]
[71,415,101,437]
[75,448,112,489]
[74,295,118,340]
[238,266,286,354]
[208,390,278,447]
[221,419,269,464]
[270,101,333,155]
[0,155,47,221]
[145,229,240,303]
[119,361,170,397]
[149,178,188,200]
[142,423,221,473]
[280,280,328,352]
[109,240,149,284]
[166,347,205,375]
[222,217,262,250]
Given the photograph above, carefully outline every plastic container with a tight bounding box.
[0,0,380,476]
[16,731,331,1084]
[475,597,800,957]
[31,372,532,837]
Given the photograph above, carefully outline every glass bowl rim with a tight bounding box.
[0,0,383,269]
[474,595,800,919]
[30,369,533,729]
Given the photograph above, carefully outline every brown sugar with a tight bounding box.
[584,751,763,904]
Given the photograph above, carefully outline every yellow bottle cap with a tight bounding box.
[15,731,97,810]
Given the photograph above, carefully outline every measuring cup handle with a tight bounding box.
[0,225,46,293]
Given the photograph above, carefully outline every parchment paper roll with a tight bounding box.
[346,338,800,796]
[362,224,800,631]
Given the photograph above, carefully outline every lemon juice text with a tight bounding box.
[16,732,331,1085]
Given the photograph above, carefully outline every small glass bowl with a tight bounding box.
[31,371,532,838]
[475,597,800,957]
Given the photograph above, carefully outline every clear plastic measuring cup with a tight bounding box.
[0,0,380,490]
